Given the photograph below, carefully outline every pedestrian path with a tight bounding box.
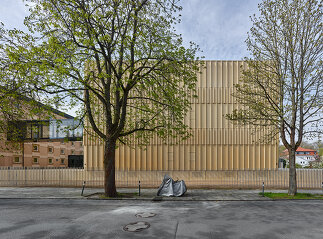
[0,187,322,200]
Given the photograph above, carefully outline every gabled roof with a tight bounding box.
[0,86,74,119]
[295,147,316,152]
[282,147,317,154]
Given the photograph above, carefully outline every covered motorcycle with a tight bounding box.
[157,174,187,197]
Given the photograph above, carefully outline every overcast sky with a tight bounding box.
[0,0,261,60]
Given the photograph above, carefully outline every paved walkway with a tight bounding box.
[0,187,322,200]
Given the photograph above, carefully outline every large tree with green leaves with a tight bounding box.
[227,0,322,195]
[0,23,55,154]
[0,0,200,197]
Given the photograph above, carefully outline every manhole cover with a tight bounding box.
[123,222,150,232]
[135,212,156,218]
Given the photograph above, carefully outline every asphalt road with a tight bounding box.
[0,199,322,239]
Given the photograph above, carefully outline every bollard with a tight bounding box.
[262,182,265,197]
[81,181,86,196]
[139,180,141,197]
[322,182,323,192]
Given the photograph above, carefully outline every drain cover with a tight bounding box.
[135,212,156,218]
[123,222,150,232]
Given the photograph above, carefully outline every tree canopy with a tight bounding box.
[0,0,200,196]
[227,0,322,195]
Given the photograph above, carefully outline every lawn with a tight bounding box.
[98,192,139,199]
[260,192,323,199]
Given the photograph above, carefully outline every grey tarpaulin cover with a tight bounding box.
[157,175,187,197]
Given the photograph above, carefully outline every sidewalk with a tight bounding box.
[0,187,322,200]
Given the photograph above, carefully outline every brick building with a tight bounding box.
[0,109,83,168]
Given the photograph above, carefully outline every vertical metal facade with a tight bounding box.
[84,61,278,170]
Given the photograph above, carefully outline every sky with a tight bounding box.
[0,0,262,60]
[0,0,263,118]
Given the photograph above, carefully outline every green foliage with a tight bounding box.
[98,192,139,199]
[0,0,200,146]
[287,163,303,169]
[1,1,200,196]
[226,0,322,144]
[311,161,323,169]
[319,148,323,157]
[0,22,63,149]
[261,192,323,199]
[278,145,286,156]
[225,0,322,194]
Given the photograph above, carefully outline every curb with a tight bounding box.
[1,196,322,201]
[0,196,273,201]
[0,197,85,200]
[84,196,274,201]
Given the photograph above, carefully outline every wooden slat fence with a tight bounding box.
[0,168,322,189]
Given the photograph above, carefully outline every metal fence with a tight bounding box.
[0,167,322,189]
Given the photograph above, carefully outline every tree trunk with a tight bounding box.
[104,139,118,197]
[288,149,297,196]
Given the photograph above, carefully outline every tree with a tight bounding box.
[0,23,55,155]
[0,0,200,197]
[226,0,322,195]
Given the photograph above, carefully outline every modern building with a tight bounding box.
[84,61,279,171]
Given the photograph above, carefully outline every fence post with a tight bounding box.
[59,168,61,187]
[25,167,27,186]
[81,181,86,196]
[15,169,17,187]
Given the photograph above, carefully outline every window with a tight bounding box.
[26,123,32,139]
[33,157,39,164]
[7,121,26,140]
[32,144,39,152]
[60,149,65,155]
[49,119,83,139]
[13,156,20,163]
[42,123,50,138]
[26,121,50,139]
[7,120,51,140]
[48,158,53,164]
[32,124,39,139]
[61,159,65,164]
[48,147,54,153]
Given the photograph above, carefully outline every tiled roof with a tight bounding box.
[295,147,316,152]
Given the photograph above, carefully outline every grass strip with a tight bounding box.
[260,192,323,199]
[99,192,139,199]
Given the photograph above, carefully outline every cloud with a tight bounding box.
[176,0,261,60]
[1,0,261,60]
